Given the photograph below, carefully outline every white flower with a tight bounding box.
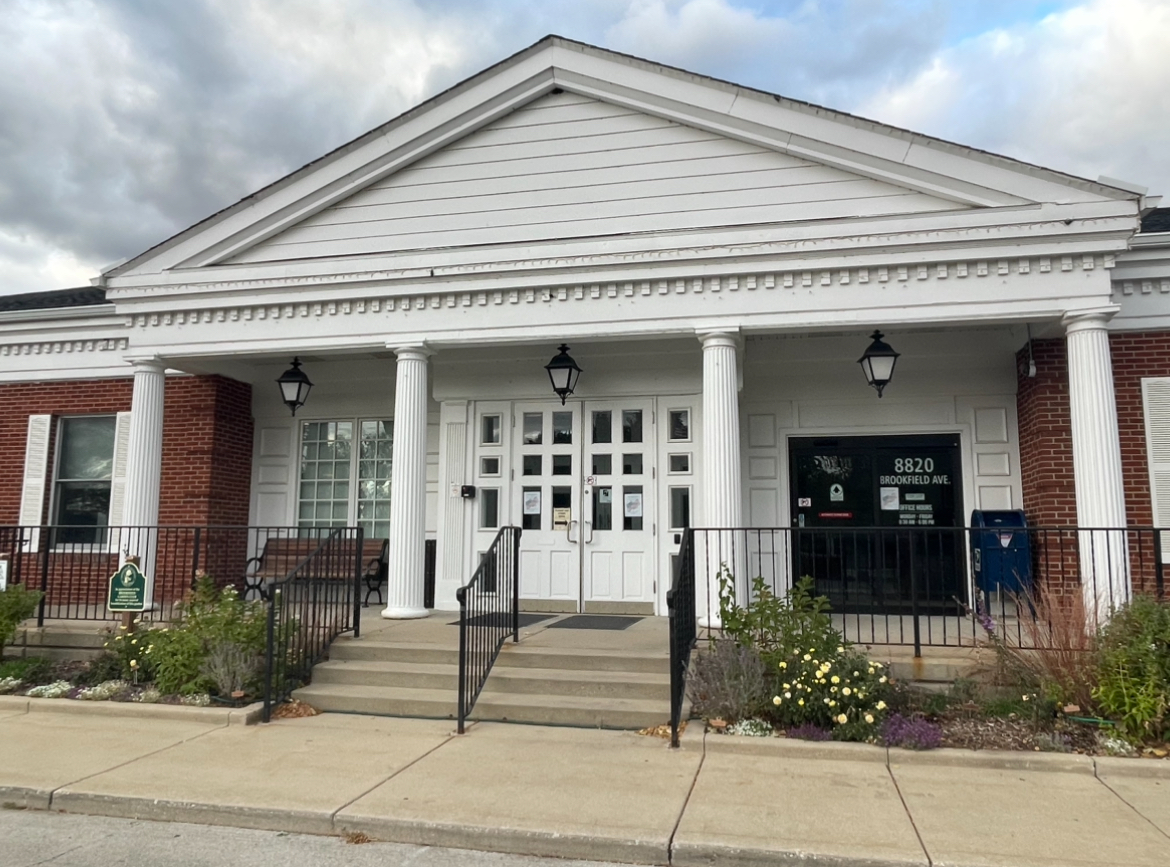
[865,714,875,724]
[830,675,840,684]
[842,687,852,696]
[879,676,887,684]
[836,713,848,724]
[773,696,782,706]
[876,701,887,711]
[784,692,791,699]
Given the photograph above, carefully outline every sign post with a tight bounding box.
[107,556,147,631]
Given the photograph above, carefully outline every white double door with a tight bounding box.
[514,399,656,612]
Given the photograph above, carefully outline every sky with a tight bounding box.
[1,0,1168,297]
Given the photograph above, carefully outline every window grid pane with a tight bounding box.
[298,421,355,529]
[356,420,393,539]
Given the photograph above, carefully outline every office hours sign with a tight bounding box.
[876,450,957,528]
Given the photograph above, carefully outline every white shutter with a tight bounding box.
[18,414,52,551]
[106,412,133,526]
[1142,378,1170,560]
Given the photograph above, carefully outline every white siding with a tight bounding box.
[230,92,965,264]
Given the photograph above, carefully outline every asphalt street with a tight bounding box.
[0,809,628,867]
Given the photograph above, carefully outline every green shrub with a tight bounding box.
[77,651,127,686]
[718,572,837,668]
[1093,595,1170,743]
[0,656,53,684]
[0,583,43,650]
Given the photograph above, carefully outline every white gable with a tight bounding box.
[227,92,966,265]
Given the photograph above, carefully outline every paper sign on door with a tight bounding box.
[523,490,541,515]
[624,492,643,518]
[553,507,571,528]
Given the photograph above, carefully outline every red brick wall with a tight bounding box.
[1016,338,1076,526]
[0,375,253,526]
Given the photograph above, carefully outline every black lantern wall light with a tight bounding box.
[857,331,900,398]
[276,357,313,415]
[544,344,583,405]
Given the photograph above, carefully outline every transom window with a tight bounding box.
[298,419,393,539]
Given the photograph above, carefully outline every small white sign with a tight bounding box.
[598,488,612,504]
[880,487,900,511]
[0,558,8,592]
[797,497,811,508]
[624,492,643,518]
[523,490,541,516]
[829,483,844,502]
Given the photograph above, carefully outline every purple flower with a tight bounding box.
[786,723,831,742]
[881,714,942,750]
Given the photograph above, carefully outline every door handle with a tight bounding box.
[567,519,578,544]
[585,520,594,543]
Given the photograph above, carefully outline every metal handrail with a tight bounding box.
[456,525,522,734]
[667,528,697,748]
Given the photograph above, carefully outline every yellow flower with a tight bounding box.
[853,671,860,677]
[129,659,138,669]
[879,676,887,684]
[829,700,836,707]
[782,683,790,690]
[773,696,782,706]
[824,698,831,704]
[865,714,875,724]
[831,675,840,684]
[842,687,851,696]
[873,662,883,669]
[131,639,137,645]
[779,661,788,669]
[876,701,887,711]
[830,686,838,693]
[1022,694,1030,702]
[836,713,848,724]
[822,662,831,671]
[837,646,845,654]
[798,698,805,706]
[803,654,811,661]
[867,668,875,675]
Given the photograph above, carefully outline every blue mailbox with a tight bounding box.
[970,510,1031,596]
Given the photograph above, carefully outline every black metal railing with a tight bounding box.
[688,526,1165,655]
[262,527,364,721]
[667,528,697,748]
[456,525,522,734]
[0,524,356,625]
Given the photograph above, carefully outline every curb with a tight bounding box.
[671,840,929,867]
[0,694,263,725]
[335,814,671,866]
[1094,755,1170,779]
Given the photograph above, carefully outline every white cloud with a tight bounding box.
[857,0,1170,194]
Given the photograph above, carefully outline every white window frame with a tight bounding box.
[48,414,119,552]
[294,416,394,539]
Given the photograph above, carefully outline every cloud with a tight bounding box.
[856,0,1170,194]
[0,0,1166,297]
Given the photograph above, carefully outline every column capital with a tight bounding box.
[124,355,166,373]
[696,328,742,350]
[387,343,434,361]
[1061,306,1119,334]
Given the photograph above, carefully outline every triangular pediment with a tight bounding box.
[106,36,1137,283]
[226,91,967,265]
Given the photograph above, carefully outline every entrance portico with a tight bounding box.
[95,36,1144,625]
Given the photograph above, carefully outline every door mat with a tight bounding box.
[449,612,555,628]
[546,615,643,630]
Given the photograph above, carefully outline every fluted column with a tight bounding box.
[699,331,743,627]
[383,345,432,619]
[1064,310,1129,622]
[122,359,165,588]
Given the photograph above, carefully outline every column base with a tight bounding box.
[697,614,723,630]
[380,605,430,620]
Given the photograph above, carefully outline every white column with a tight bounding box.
[698,331,743,627]
[383,345,432,619]
[1063,310,1129,622]
[122,359,165,586]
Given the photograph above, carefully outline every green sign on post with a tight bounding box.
[107,561,147,612]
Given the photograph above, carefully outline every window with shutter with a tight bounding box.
[18,414,52,551]
[1141,377,1170,560]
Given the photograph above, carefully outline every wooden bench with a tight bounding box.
[243,536,388,606]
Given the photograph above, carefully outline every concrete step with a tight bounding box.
[310,659,460,690]
[484,666,670,701]
[328,640,460,665]
[472,690,671,729]
[292,683,456,719]
[495,644,670,674]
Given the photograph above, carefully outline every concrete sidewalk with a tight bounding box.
[0,704,1167,867]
